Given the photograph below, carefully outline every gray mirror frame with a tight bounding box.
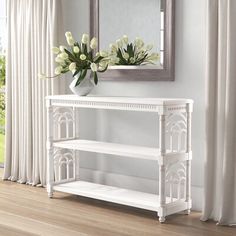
[90,0,175,81]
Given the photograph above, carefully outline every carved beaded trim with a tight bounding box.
[51,100,159,112]
[167,106,186,111]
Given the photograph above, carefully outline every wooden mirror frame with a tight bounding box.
[90,0,175,81]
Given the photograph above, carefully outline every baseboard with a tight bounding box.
[79,167,203,211]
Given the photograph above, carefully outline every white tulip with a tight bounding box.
[69,62,76,71]
[139,50,145,56]
[110,50,117,56]
[52,47,60,54]
[146,44,153,51]
[71,69,76,75]
[110,56,120,65]
[115,57,120,63]
[148,53,159,61]
[80,54,86,60]
[100,50,108,57]
[59,52,68,60]
[73,46,80,53]
[90,63,98,72]
[116,39,123,48]
[137,50,146,60]
[67,37,75,46]
[130,57,135,63]
[109,43,117,50]
[55,56,64,63]
[96,52,100,57]
[65,31,72,38]
[82,34,89,44]
[139,40,144,48]
[122,35,128,45]
[123,52,129,60]
[59,45,66,52]
[55,66,62,75]
[109,43,118,54]
[90,37,98,49]
[38,73,46,79]
[153,54,159,61]
[99,61,108,70]
[134,37,144,49]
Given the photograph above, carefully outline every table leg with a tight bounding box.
[46,100,54,198]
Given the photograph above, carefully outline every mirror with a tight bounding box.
[99,0,163,66]
[90,0,175,81]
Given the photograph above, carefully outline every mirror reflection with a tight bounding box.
[99,0,164,66]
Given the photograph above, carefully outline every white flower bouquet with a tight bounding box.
[108,35,159,66]
[41,32,109,86]
[39,33,160,96]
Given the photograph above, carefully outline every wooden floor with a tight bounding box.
[0,169,235,236]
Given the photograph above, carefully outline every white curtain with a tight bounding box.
[3,0,64,186]
[201,0,236,225]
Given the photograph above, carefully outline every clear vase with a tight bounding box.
[69,70,94,96]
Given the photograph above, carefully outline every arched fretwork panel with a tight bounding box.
[53,149,76,183]
[165,161,186,202]
[53,107,75,139]
[166,113,187,152]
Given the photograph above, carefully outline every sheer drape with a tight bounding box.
[3,0,64,186]
[201,0,236,225]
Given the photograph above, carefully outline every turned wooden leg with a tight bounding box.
[47,185,53,198]
[184,209,191,215]
[158,114,166,223]
[158,213,166,223]
[46,100,54,199]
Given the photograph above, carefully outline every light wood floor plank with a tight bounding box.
[0,169,235,236]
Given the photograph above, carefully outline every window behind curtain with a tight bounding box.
[0,0,6,166]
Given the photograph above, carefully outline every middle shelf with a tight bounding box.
[54,139,159,161]
[53,139,189,163]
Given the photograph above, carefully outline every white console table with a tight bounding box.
[46,95,193,223]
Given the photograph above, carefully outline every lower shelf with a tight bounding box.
[53,181,174,211]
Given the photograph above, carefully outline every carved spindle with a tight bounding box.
[59,164,62,181]
[57,124,61,139]
[46,100,54,198]
[169,177,173,202]
[72,107,80,180]
[185,103,193,212]
[67,161,70,179]
[158,113,166,223]
[73,107,76,138]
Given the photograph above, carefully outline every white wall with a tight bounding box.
[62,0,206,211]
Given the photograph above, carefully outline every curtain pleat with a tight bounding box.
[201,0,236,225]
[3,0,64,186]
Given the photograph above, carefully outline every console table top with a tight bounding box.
[46,95,193,106]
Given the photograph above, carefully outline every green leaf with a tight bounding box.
[88,51,93,61]
[75,42,81,50]
[82,43,88,54]
[64,48,79,62]
[81,68,88,79]
[94,72,98,85]
[61,68,69,73]
[98,64,108,73]
[127,43,135,58]
[136,54,148,65]
[73,70,80,77]
[75,68,87,86]
[94,56,103,63]
[117,49,127,65]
